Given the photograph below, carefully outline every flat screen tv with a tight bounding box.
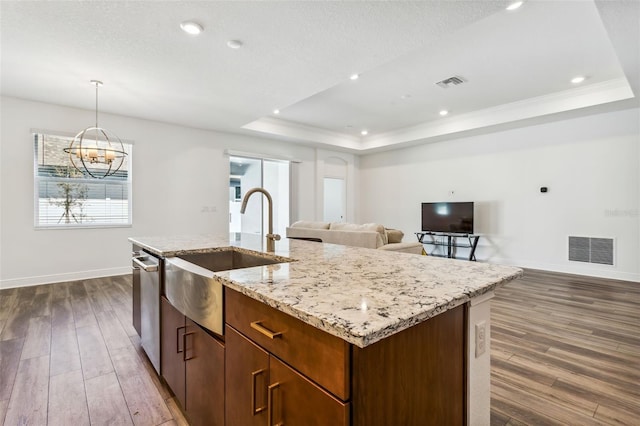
[421,202,474,234]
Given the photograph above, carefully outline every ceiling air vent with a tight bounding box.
[435,76,466,89]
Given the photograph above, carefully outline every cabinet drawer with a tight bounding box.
[270,356,350,426]
[225,288,350,400]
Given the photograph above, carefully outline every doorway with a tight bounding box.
[229,156,290,235]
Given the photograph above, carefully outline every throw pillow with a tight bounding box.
[386,228,404,243]
[290,220,330,229]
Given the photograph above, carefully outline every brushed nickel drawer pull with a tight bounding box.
[132,257,158,272]
[250,321,283,339]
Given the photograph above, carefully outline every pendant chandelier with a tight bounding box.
[64,80,127,179]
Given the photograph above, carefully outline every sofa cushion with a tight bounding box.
[330,222,388,246]
[385,228,404,243]
[377,242,423,254]
[286,226,379,249]
[290,220,330,229]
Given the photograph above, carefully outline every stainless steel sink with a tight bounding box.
[177,249,285,272]
[164,248,291,336]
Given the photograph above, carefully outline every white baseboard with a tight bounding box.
[0,266,131,290]
[485,257,640,283]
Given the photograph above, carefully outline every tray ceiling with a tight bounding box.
[1,1,637,153]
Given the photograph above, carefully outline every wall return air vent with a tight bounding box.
[435,76,466,89]
[568,236,614,265]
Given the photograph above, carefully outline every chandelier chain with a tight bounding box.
[95,82,99,128]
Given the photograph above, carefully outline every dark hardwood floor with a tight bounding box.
[0,275,187,426]
[0,269,638,425]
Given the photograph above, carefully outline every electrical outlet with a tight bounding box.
[475,321,486,357]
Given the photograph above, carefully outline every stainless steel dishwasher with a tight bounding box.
[133,252,161,374]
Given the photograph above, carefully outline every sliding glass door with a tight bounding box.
[229,156,290,236]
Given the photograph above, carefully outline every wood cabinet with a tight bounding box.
[225,288,466,426]
[225,325,349,426]
[225,287,350,400]
[161,297,224,426]
[351,304,466,425]
[185,317,225,426]
[225,325,269,426]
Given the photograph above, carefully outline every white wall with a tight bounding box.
[3,97,638,286]
[359,108,640,282]
[0,96,320,288]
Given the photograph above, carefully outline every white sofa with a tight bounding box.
[285,221,423,254]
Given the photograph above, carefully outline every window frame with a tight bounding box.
[33,131,133,230]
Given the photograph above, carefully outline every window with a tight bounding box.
[33,132,132,228]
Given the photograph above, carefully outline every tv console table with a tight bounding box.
[415,232,480,261]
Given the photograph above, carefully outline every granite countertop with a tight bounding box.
[129,233,523,348]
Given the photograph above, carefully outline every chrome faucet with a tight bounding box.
[240,187,281,253]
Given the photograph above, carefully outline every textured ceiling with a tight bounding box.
[1,1,638,153]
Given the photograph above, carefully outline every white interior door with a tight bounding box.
[323,177,345,223]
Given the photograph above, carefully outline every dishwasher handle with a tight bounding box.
[133,257,159,272]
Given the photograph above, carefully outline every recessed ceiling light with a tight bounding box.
[227,39,243,49]
[439,110,449,116]
[400,94,411,100]
[361,130,368,136]
[571,76,586,84]
[273,109,280,115]
[506,1,523,11]
[180,21,203,35]
[350,74,359,81]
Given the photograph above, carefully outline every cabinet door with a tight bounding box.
[269,357,349,426]
[225,325,269,426]
[160,297,186,407]
[185,318,225,426]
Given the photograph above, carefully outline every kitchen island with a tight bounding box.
[130,233,522,426]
